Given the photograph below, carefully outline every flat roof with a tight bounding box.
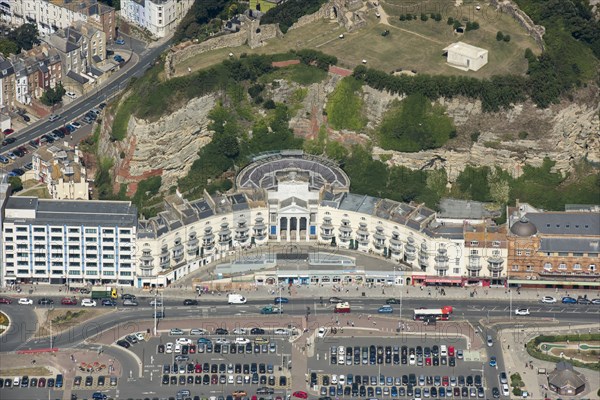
[5,197,137,227]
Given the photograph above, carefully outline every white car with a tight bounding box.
[274,328,289,335]
[135,332,145,341]
[232,328,247,335]
[71,121,81,129]
[501,384,510,396]
[165,343,173,353]
[149,299,162,306]
[541,296,557,304]
[18,298,33,305]
[81,299,97,307]
[235,337,250,345]
[409,354,416,365]
[317,327,326,338]
[339,374,346,385]
[174,344,182,353]
[176,338,192,345]
[190,328,208,335]
[228,375,234,384]
[215,338,230,345]
[515,308,530,316]
[66,91,77,99]
[331,374,338,384]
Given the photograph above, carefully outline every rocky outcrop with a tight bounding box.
[100,94,218,195]
[370,88,600,181]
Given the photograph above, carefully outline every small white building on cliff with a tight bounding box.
[443,41,488,72]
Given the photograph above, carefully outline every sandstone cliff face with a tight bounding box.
[100,94,217,194]
[370,89,599,181]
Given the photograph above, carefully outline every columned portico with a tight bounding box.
[278,215,309,241]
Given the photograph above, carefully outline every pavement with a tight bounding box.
[4,280,598,303]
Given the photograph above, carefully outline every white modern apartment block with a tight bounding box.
[134,151,473,288]
[120,0,194,38]
[1,197,137,286]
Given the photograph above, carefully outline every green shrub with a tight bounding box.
[503,34,511,42]
[399,14,406,21]
[470,131,481,142]
[496,31,504,41]
[518,131,528,139]
[420,13,428,21]
[447,17,454,25]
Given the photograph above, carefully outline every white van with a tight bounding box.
[440,345,448,357]
[227,294,247,304]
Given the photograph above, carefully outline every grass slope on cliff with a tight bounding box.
[377,94,456,152]
[325,77,367,131]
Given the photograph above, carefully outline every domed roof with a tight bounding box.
[510,216,537,237]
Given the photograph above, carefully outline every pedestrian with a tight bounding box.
[372,321,377,326]
[507,344,510,350]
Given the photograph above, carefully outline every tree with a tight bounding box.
[420,13,428,21]
[503,34,511,42]
[447,17,454,25]
[40,83,66,106]
[496,31,504,41]
[0,38,18,56]
[8,23,40,51]
[8,177,23,193]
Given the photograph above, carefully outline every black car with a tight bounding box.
[52,129,65,138]
[577,297,591,305]
[492,387,500,398]
[2,137,16,146]
[116,340,130,348]
[38,298,54,305]
[329,296,343,304]
[97,376,105,386]
[256,387,274,395]
[101,299,116,306]
[11,168,25,176]
[214,328,228,335]
[466,375,474,386]
[84,376,93,386]
[183,299,198,305]
[250,327,265,335]
[122,294,136,300]
[386,298,401,304]
[162,374,169,385]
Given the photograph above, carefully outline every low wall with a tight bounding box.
[165,30,248,78]
[491,0,545,51]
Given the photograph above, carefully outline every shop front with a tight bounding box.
[424,276,464,287]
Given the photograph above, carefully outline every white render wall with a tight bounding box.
[121,0,193,38]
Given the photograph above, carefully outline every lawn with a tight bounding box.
[173,0,539,78]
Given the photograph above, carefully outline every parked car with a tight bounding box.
[66,91,77,99]
[0,297,12,304]
[577,297,591,305]
[541,296,557,304]
[0,155,8,164]
[115,38,125,45]
[3,128,14,135]
[101,299,117,306]
[81,299,97,307]
[18,298,33,305]
[61,297,77,305]
[562,296,577,304]
[71,121,82,129]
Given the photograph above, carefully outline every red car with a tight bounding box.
[3,129,14,136]
[189,344,196,354]
[61,297,77,305]
[0,297,12,304]
[442,375,449,386]
[292,391,308,399]
[194,363,202,373]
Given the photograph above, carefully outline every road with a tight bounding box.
[1,37,171,160]
[1,297,597,353]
